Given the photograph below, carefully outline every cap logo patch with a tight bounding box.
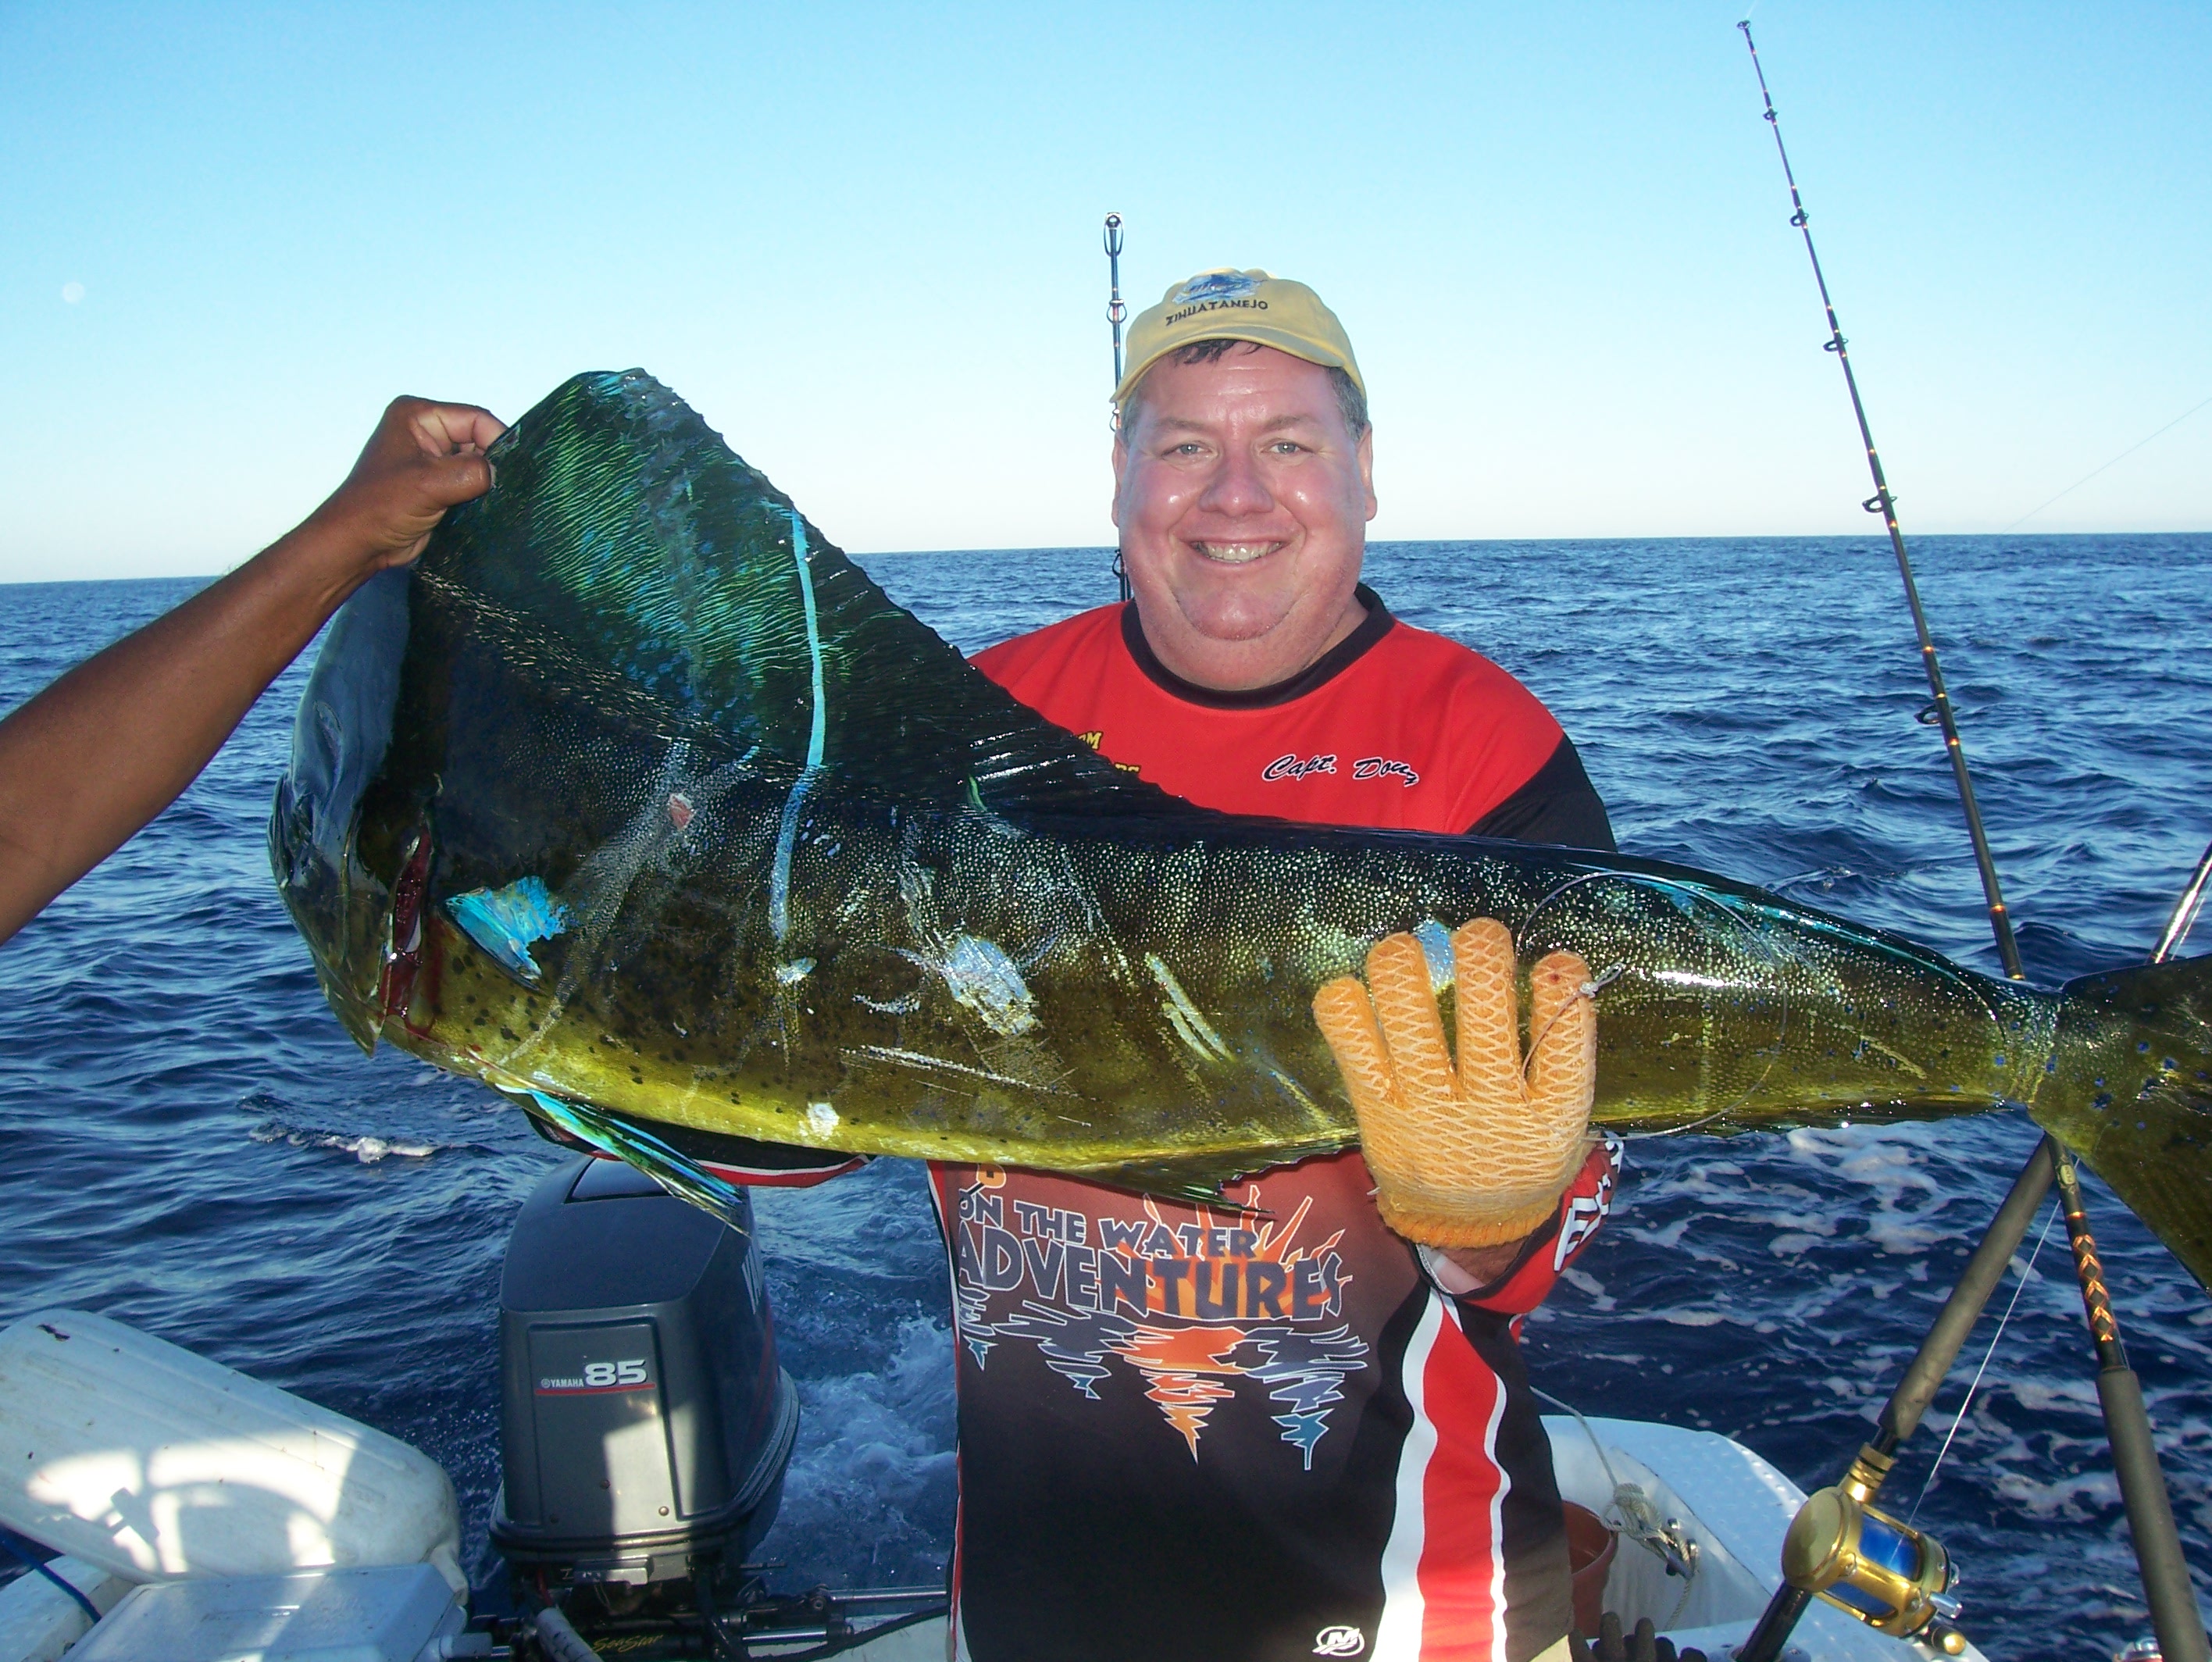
[1171,271,1259,305]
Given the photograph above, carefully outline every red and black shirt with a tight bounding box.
[921,590,1619,1662]
[968,587,1613,851]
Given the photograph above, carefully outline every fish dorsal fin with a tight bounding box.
[423,369,1189,818]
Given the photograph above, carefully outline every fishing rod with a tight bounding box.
[1731,23,2207,1662]
[1105,212,1127,395]
[2154,839,2212,964]
[1737,20,2019,983]
[1105,212,1133,604]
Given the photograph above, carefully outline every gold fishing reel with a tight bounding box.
[1779,1446,1966,1653]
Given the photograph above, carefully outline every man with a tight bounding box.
[922,271,1621,1662]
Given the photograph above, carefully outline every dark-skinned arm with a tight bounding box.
[0,397,504,948]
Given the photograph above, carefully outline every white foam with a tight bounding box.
[763,1315,956,1586]
[247,1122,441,1162]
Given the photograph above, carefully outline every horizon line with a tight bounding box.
[9,526,2210,587]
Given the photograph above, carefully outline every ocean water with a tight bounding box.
[2,534,2208,1659]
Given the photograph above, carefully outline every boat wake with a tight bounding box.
[237,1091,493,1164]
[769,1314,956,1589]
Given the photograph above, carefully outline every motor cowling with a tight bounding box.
[491,1157,796,1585]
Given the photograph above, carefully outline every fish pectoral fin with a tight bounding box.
[511,1090,752,1229]
[1078,1136,1350,1207]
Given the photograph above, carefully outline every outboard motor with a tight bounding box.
[491,1157,797,1589]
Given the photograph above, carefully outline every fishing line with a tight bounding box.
[1907,1194,2058,1524]
[1531,1386,1700,1628]
[1518,868,1790,1135]
[1519,962,1622,1082]
[1621,1105,1739,1141]
[2000,393,2212,533]
[769,509,826,942]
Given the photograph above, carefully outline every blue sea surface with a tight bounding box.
[2,535,2208,1658]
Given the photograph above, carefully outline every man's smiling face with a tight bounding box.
[1112,344,1376,693]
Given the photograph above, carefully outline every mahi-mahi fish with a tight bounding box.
[269,370,2212,1289]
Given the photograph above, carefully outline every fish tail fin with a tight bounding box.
[2039,954,2212,1289]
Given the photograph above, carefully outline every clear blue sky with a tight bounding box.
[5,2,2207,581]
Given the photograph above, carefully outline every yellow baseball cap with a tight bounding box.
[1113,269,1365,410]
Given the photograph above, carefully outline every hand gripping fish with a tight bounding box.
[1316,922,1600,1249]
[269,371,2212,1290]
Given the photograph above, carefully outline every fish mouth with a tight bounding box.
[1189,540,1285,565]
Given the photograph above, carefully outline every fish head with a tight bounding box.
[269,564,416,1049]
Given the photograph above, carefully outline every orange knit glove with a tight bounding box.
[1312,919,1598,1249]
